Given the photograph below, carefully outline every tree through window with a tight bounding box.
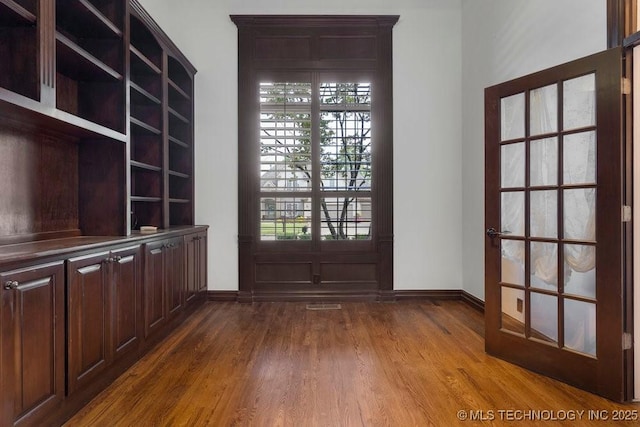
[259,81,372,240]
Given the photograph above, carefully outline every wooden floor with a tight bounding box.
[66,300,638,426]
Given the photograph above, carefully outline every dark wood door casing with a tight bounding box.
[232,15,398,302]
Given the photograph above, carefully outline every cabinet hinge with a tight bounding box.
[623,332,633,350]
[622,205,632,222]
[622,77,632,95]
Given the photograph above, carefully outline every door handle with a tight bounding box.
[486,228,511,238]
[4,280,19,290]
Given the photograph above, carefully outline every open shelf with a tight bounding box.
[131,196,162,203]
[169,202,193,226]
[169,176,192,200]
[54,0,125,133]
[168,84,191,119]
[131,169,161,199]
[130,46,162,75]
[0,0,36,26]
[0,0,38,100]
[56,33,122,82]
[131,82,161,105]
[169,145,191,176]
[168,79,190,100]
[131,134,161,167]
[169,114,190,145]
[131,198,162,230]
[168,135,189,148]
[169,186,191,203]
[132,102,161,130]
[56,0,122,39]
[168,107,189,124]
[56,30,125,132]
[131,160,161,172]
[169,170,190,179]
[86,0,124,30]
[167,56,192,96]
[130,117,161,135]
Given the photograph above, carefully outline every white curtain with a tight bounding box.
[501,86,596,286]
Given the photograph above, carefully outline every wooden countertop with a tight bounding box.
[0,225,208,268]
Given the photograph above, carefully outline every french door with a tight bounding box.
[485,47,632,401]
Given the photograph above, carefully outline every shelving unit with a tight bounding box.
[0,0,39,100]
[55,0,125,132]
[128,11,195,230]
[167,55,194,226]
[129,14,164,230]
[0,0,196,242]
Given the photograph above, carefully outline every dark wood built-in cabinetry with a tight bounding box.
[67,245,142,394]
[0,1,204,425]
[143,236,188,339]
[0,262,65,427]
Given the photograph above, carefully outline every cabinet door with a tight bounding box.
[185,231,207,304]
[0,262,65,427]
[184,233,198,304]
[165,237,184,317]
[197,232,208,293]
[111,246,142,360]
[144,241,165,337]
[67,252,110,394]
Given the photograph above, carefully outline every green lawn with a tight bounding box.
[261,221,309,237]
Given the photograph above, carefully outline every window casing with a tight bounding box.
[232,15,398,300]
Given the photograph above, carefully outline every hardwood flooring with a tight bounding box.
[66,300,638,426]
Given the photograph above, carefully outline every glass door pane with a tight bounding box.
[497,72,598,352]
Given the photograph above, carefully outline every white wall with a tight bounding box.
[137,0,607,297]
[460,0,607,300]
[139,0,464,292]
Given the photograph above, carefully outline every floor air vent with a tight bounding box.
[305,303,342,310]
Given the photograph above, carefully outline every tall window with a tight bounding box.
[259,81,372,241]
[319,83,372,240]
[232,15,397,300]
[259,82,312,240]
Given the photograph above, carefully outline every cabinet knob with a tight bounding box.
[4,280,19,290]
